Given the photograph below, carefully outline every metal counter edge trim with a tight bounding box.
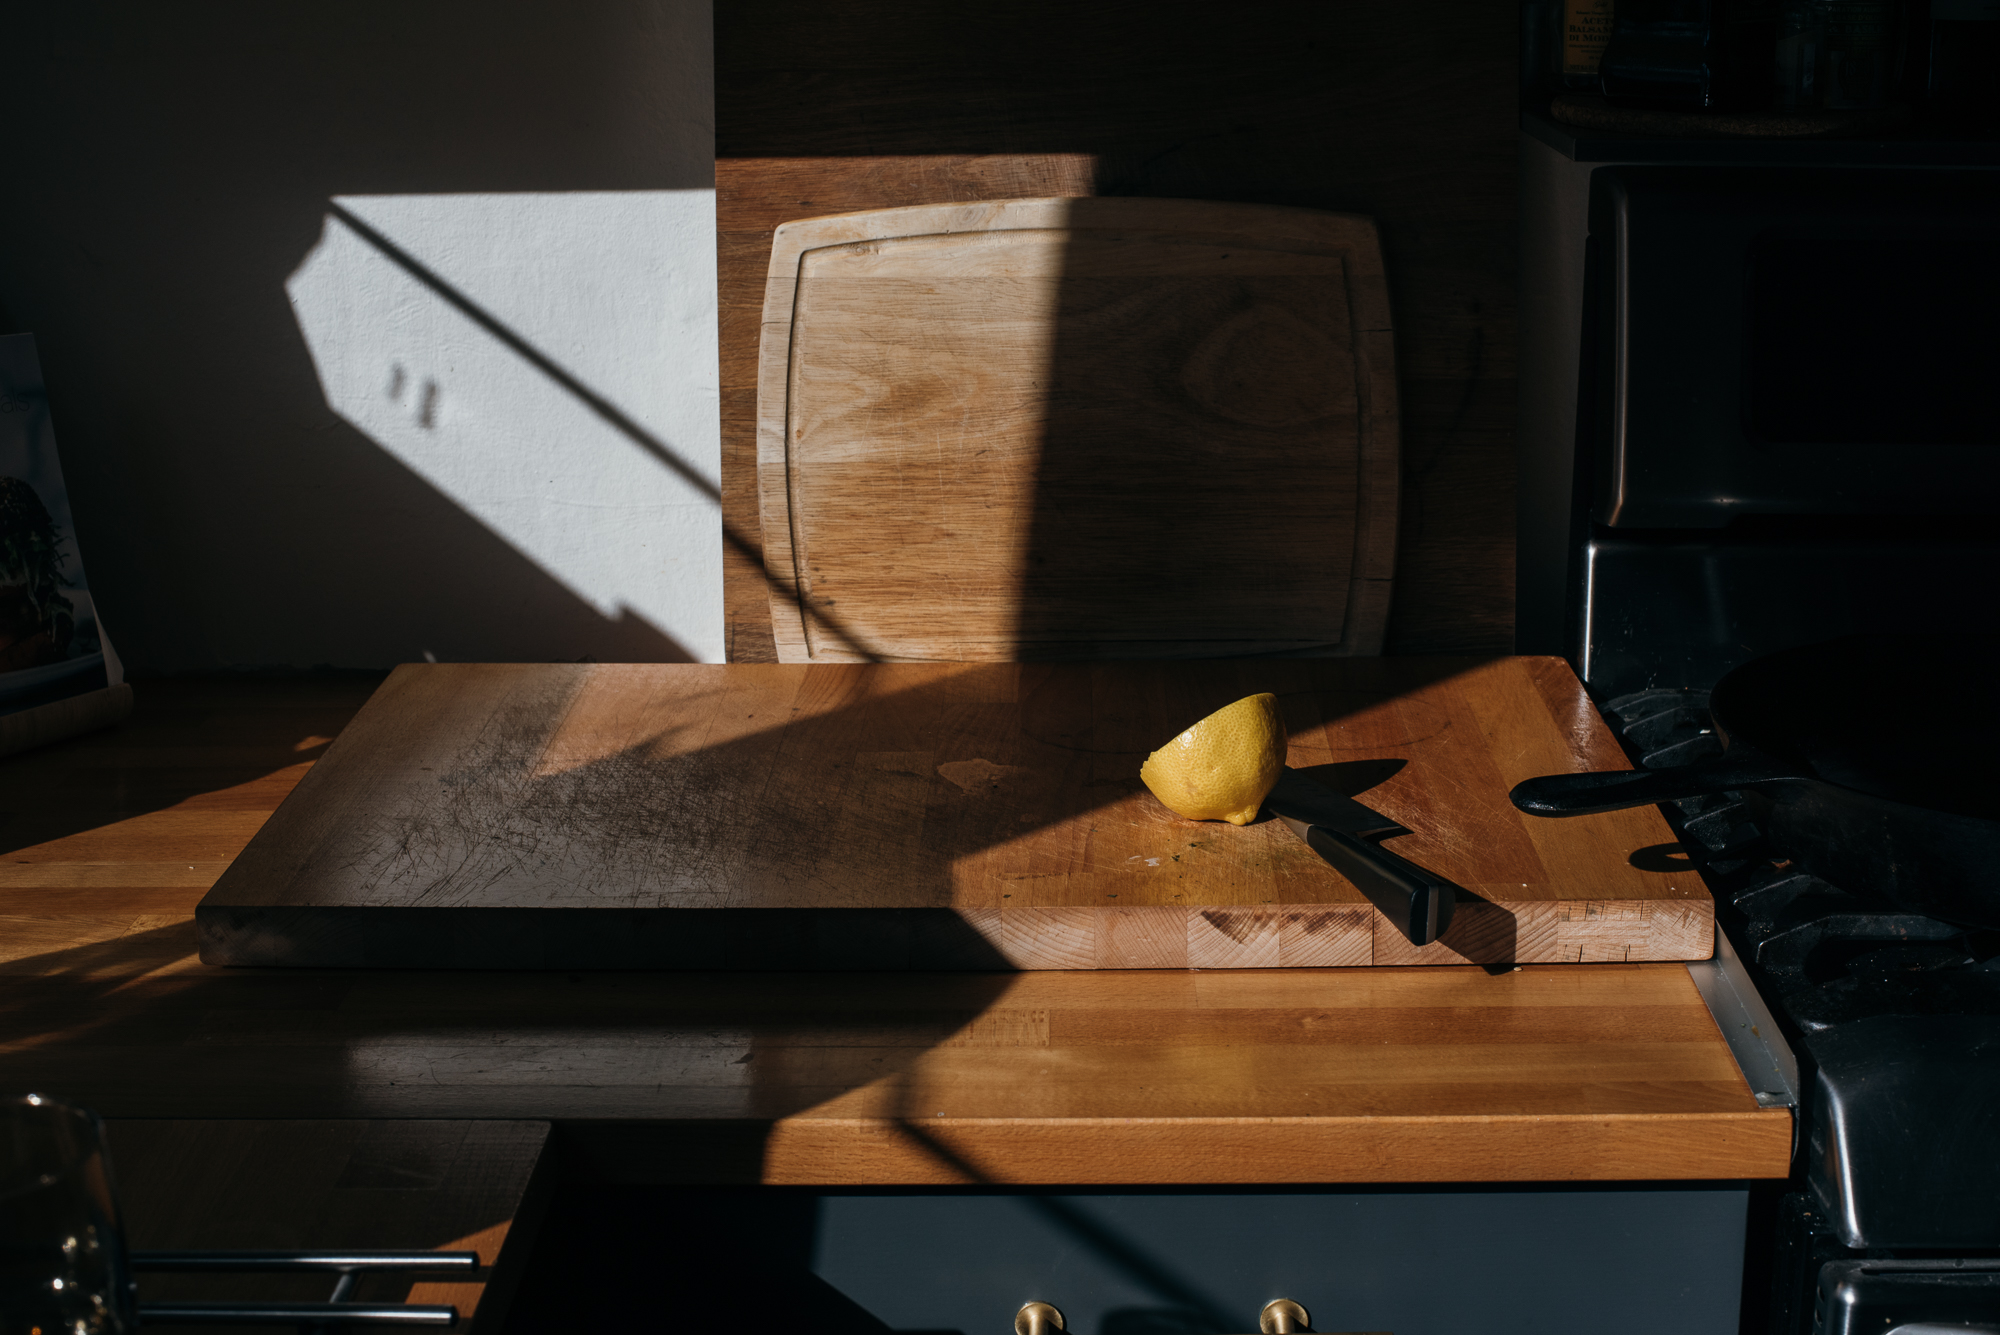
[1687,922,1800,1120]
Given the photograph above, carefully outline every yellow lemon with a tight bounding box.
[1139,692,1286,825]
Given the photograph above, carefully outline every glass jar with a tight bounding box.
[0,1095,136,1335]
[1776,0,1901,108]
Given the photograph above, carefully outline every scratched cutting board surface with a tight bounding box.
[196,658,1710,969]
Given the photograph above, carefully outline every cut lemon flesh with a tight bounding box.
[1139,692,1285,825]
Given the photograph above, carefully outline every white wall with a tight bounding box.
[0,1,720,671]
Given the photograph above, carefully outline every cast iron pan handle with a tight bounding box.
[1302,824,1458,947]
[1511,752,1801,817]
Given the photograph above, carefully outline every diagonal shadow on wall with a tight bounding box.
[0,0,729,673]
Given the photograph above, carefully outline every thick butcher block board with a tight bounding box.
[197,658,1709,970]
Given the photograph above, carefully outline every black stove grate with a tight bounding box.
[1600,689,2000,1277]
[1602,689,2000,1037]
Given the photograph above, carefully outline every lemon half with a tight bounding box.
[1139,692,1286,825]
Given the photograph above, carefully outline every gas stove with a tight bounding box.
[1603,689,2000,1335]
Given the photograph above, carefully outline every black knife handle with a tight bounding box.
[1303,825,1459,947]
[1509,752,1799,817]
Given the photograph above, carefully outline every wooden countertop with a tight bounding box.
[0,675,1793,1184]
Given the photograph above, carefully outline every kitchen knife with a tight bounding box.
[1264,767,1459,947]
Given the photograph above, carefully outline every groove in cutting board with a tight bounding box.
[754,197,1398,664]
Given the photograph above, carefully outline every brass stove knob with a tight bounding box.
[1260,1299,1311,1335]
[1016,1302,1065,1335]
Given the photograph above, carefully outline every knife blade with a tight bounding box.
[1264,767,1459,947]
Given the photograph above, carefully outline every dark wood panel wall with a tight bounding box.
[715,0,1517,662]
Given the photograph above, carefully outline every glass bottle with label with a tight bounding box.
[1561,0,1618,87]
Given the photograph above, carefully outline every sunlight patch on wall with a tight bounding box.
[286,191,723,662]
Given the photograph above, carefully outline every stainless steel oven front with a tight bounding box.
[1516,117,2000,701]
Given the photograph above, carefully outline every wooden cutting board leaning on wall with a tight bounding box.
[754,197,1399,663]
[195,658,1711,971]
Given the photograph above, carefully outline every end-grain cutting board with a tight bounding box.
[197,658,1711,970]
